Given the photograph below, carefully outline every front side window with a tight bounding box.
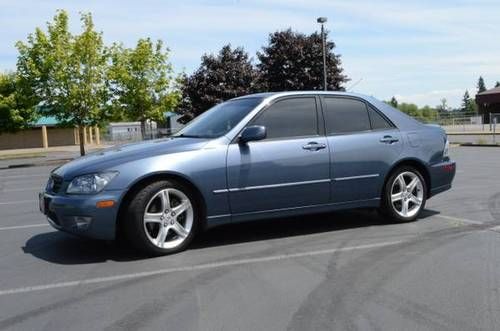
[175,97,263,138]
[323,97,371,134]
[252,97,318,139]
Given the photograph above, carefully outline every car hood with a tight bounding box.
[53,137,210,179]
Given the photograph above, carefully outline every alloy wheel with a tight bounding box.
[390,171,424,218]
[143,188,194,249]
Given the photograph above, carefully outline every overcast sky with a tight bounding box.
[0,0,498,108]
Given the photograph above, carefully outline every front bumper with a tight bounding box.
[429,160,456,197]
[39,190,123,240]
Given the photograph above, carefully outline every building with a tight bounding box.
[476,87,500,123]
[0,116,100,150]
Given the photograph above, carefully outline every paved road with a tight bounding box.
[0,147,499,330]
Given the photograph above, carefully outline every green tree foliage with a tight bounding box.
[389,96,398,108]
[477,76,487,93]
[394,102,438,123]
[495,81,500,88]
[108,38,180,137]
[461,90,476,113]
[16,11,108,155]
[0,72,38,133]
[176,45,257,122]
[257,29,348,91]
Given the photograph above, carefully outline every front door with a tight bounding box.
[226,96,330,214]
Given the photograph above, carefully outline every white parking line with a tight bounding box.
[0,223,48,231]
[0,240,403,296]
[435,214,483,225]
[0,200,37,205]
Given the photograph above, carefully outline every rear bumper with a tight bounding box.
[428,160,456,198]
[39,190,123,240]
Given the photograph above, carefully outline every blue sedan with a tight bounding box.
[39,91,456,255]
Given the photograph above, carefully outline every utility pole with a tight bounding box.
[317,17,328,91]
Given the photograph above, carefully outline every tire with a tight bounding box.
[380,166,427,223]
[124,179,200,256]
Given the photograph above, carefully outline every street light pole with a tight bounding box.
[317,17,328,91]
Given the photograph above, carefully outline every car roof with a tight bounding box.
[233,90,368,101]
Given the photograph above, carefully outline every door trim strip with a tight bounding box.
[334,174,379,181]
[213,178,331,194]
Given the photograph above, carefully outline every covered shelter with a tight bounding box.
[476,87,500,123]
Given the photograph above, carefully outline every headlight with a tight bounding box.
[443,137,449,158]
[66,172,118,194]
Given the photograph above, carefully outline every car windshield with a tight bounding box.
[174,97,263,138]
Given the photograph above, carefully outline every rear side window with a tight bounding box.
[323,98,371,134]
[368,106,394,130]
[252,97,318,139]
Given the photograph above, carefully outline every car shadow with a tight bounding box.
[23,208,440,265]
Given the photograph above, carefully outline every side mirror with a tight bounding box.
[239,125,266,144]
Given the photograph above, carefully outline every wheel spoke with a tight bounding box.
[401,199,409,216]
[407,177,418,192]
[410,194,422,206]
[397,174,407,191]
[173,200,189,215]
[160,190,171,210]
[156,226,168,245]
[171,221,188,238]
[391,192,403,202]
[144,212,162,224]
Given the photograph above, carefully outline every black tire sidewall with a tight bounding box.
[124,180,200,256]
[382,166,427,223]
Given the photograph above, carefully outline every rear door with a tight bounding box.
[321,96,403,203]
[226,96,330,214]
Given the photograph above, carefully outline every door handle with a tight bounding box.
[379,135,399,144]
[302,142,326,151]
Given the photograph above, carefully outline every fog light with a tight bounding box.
[73,216,92,230]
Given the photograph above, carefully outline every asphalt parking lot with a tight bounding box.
[0,147,499,331]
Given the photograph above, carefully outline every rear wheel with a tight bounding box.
[380,166,427,222]
[124,180,199,256]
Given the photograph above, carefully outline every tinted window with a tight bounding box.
[252,97,318,139]
[368,106,393,130]
[323,98,371,134]
[175,97,263,138]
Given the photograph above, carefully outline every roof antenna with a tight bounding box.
[347,78,363,92]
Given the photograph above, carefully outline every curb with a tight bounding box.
[0,158,73,170]
[458,143,500,148]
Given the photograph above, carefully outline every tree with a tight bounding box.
[436,98,449,113]
[176,44,257,122]
[0,72,38,133]
[461,90,475,113]
[108,38,180,138]
[389,96,398,108]
[16,11,108,155]
[257,28,348,91]
[477,76,487,93]
[496,81,500,88]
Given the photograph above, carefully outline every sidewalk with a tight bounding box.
[0,144,113,169]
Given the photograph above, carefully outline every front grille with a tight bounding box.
[50,175,63,193]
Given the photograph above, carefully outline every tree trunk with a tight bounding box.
[78,125,86,156]
[140,120,146,140]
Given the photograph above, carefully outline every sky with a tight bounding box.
[0,0,498,108]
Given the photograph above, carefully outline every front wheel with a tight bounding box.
[380,166,427,222]
[124,180,200,256]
